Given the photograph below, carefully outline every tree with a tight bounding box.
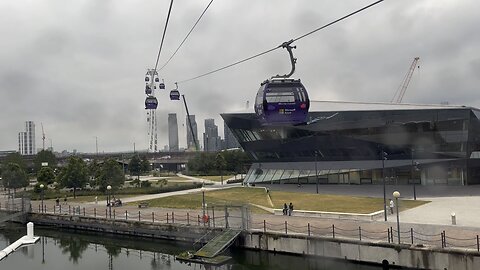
[141,156,151,174]
[1,163,28,191]
[215,153,227,184]
[37,166,56,185]
[87,159,102,187]
[129,155,142,180]
[97,159,125,192]
[58,157,88,198]
[187,152,216,174]
[34,150,57,172]
[3,152,27,171]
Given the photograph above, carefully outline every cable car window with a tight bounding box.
[297,88,305,102]
[265,92,295,103]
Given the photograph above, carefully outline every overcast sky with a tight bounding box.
[1,0,479,153]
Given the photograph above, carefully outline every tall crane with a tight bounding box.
[391,57,420,103]
[41,123,46,150]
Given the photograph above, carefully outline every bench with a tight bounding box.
[138,202,149,208]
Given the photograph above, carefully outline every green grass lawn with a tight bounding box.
[135,187,429,214]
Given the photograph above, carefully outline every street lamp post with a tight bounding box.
[315,151,319,194]
[107,185,112,218]
[201,187,206,223]
[393,191,401,244]
[40,184,45,213]
[411,149,417,200]
[382,150,388,221]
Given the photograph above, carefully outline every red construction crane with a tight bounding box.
[391,57,420,103]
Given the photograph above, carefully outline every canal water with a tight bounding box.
[0,225,387,270]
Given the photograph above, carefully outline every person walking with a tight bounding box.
[283,203,288,215]
[55,197,60,206]
[389,199,395,214]
[63,195,68,205]
[288,202,294,216]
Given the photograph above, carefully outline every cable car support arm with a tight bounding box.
[273,40,297,79]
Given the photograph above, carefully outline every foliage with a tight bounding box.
[57,157,88,198]
[131,178,140,187]
[1,162,28,189]
[215,153,227,172]
[3,152,27,171]
[97,159,125,192]
[129,155,142,178]
[87,159,102,186]
[141,155,151,173]
[158,179,167,186]
[25,182,203,200]
[34,150,57,172]
[140,180,151,188]
[188,150,250,175]
[187,152,216,174]
[37,166,56,184]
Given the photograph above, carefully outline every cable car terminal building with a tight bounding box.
[222,102,480,186]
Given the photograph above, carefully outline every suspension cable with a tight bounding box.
[175,0,386,85]
[154,0,174,71]
[159,0,215,71]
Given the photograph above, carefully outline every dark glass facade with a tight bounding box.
[222,107,480,185]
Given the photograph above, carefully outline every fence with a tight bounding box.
[5,202,480,252]
[24,203,250,231]
[249,221,480,252]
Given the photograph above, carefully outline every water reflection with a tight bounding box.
[0,225,386,270]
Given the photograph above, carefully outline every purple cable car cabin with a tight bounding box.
[145,85,152,95]
[170,90,180,100]
[145,96,158,109]
[254,78,309,125]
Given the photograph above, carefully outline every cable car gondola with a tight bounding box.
[255,78,309,125]
[155,77,159,83]
[254,42,310,125]
[170,82,180,100]
[145,96,158,110]
[145,84,152,95]
[145,76,150,82]
[159,81,165,90]
[170,90,180,100]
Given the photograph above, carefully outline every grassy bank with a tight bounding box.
[136,187,429,214]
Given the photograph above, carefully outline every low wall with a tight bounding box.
[273,209,384,221]
[240,231,480,270]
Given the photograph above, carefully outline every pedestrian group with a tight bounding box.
[283,202,294,216]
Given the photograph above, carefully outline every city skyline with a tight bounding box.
[1,1,479,152]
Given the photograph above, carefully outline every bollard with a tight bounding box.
[187,213,190,225]
[139,211,141,221]
[152,212,155,223]
[308,223,311,236]
[27,222,34,239]
[94,208,96,218]
[451,212,456,225]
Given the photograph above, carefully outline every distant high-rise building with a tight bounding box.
[203,119,221,152]
[168,113,179,151]
[18,121,35,155]
[186,115,199,150]
[224,121,240,149]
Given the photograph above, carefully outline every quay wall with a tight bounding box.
[27,213,480,269]
[27,213,222,244]
[240,231,480,270]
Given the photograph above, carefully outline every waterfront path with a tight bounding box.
[24,181,480,251]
